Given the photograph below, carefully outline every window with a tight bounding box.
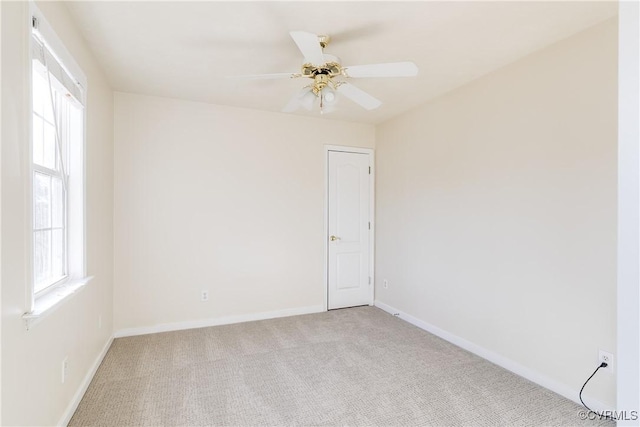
[31,14,86,299]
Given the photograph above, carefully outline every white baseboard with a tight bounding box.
[374,300,613,414]
[58,336,113,426]
[114,305,325,338]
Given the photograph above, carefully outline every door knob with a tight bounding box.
[329,235,340,241]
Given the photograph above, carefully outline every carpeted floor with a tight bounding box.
[70,306,613,426]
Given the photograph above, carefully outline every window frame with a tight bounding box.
[31,66,70,294]
[26,3,89,318]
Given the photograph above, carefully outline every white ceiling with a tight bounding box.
[66,1,617,124]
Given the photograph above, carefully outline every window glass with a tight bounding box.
[31,24,85,297]
[32,66,70,293]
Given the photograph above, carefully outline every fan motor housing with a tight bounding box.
[302,62,342,77]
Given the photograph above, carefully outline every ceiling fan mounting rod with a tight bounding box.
[318,34,331,49]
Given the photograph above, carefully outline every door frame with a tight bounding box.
[323,145,375,311]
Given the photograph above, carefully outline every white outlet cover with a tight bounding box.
[598,350,614,373]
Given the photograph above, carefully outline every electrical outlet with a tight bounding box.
[201,290,209,302]
[62,357,69,384]
[598,350,614,373]
[383,279,388,289]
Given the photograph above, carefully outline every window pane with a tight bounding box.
[60,101,69,170]
[51,176,65,228]
[52,228,65,279]
[33,115,44,166]
[34,172,51,230]
[32,65,47,117]
[69,103,82,167]
[52,177,64,228]
[70,103,83,151]
[32,35,82,294]
[43,122,57,170]
[34,229,51,292]
[43,81,55,124]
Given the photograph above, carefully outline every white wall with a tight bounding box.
[0,1,4,423]
[617,1,640,422]
[113,93,374,333]
[1,2,114,425]
[375,18,617,408]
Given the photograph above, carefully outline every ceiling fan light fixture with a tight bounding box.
[324,90,336,103]
[319,86,338,114]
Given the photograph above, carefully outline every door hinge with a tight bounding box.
[368,222,371,230]
[32,17,38,29]
[368,166,371,174]
[369,276,372,285]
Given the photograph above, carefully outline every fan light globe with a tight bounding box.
[324,91,336,102]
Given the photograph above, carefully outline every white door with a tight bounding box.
[327,150,372,310]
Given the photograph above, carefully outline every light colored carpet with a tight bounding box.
[70,307,613,426]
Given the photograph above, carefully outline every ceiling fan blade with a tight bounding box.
[229,72,299,80]
[283,91,303,113]
[282,88,315,113]
[299,89,317,110]
[336,83,382,110]
[289,31,325,65]
[343,61,418,78]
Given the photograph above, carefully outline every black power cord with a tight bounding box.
[579,362,616,422]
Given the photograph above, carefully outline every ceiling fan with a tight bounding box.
[235,31,419,114]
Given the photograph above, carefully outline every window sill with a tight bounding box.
[22,276,93,330]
